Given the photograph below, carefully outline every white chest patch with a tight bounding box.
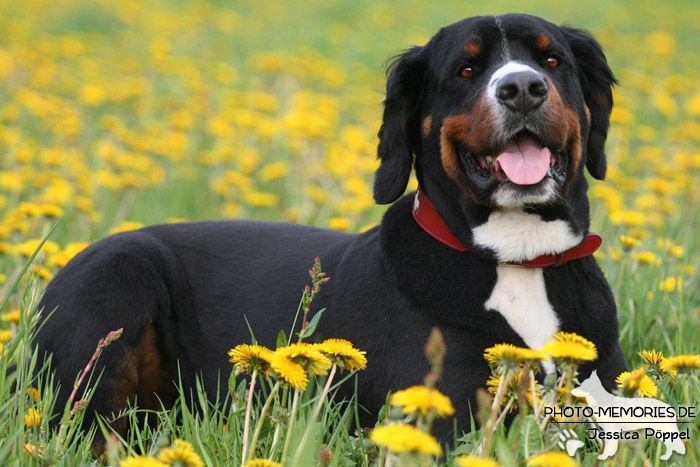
[485,266,558,373]
[472,209,582,262]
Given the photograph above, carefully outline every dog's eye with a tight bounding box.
[546,56,559,68]
[461,66,474,78]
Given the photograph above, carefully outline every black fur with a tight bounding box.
[35,14,627,447]
[375,46,427,204]
[560,27,617,180]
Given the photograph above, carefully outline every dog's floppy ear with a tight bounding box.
[561,27,617,180]
[374,46,427,204]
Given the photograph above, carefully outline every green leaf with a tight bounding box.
[518,414,543,459]
[227,369,237,398]
[276,330,287,349]
[495,435,519,467]
[297,308,326,339]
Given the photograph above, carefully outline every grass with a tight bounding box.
[0,0,699,465]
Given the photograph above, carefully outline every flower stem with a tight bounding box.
[291,365,337,465]
[54,328,122,457]
[538,369,567,431]
[280,388,301,464]
[247,381,280,462]
[482,368,510,455]
[240,369,258,462]
[529,368,540,420]
[267,422,283,460]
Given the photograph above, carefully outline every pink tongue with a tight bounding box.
[495,135,551,185]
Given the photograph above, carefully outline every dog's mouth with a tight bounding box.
[457,131,567,190]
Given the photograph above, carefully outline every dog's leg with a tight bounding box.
[35,232,184,452]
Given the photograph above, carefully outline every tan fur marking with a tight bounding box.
[439,95,499,203]
[543,81,570,144]
[536,34,551,50]
[565,107,583,177]
[96,326,171,456]
[137,326,168,409]
[542,80,582,190]
[464,42,481,57]
[423,115,432,136]
[584,105,591,122]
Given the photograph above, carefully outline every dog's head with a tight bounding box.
[374,14,615,255]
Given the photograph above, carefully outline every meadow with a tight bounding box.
[0,0,699,465]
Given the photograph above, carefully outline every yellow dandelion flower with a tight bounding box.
[390,385,455,418]
[1,309,20,323]
[258,161,289,181]
[243,460,282,467]
[14,239,60,257]
[486,371,541,410]
[110,221,144,234]
[669,246,684,257]
[156,439,203,467]
[615,368,658,398]
[455,455,502,467]
[22,443,39,458]
[228,344,273,375]
[619,235,641,250]
[315,338,367,371]
[120,456,169,467]
[32,265,54,282]
[274,343,331,375]
[541,332,597,363]
[369,424,442,456]
[636,251,656,264]
[647,30,675,56]
[328,217,353,231]
[527,451,578,467]
[270,353,308,390]
[0,329,13,343]
[24,408,41,428]
[39,203,63,218]
[659,277,677,292]
[243,191,278,207]
[609,210,646,227]
[27,387,39,402]
[660,355,700,374]
[639,349,665,367]
[484,343,548,370]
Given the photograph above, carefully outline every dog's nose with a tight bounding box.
[496,71,548,114]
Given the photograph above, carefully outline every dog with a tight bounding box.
[35,13,628,446]
[571,371,686,460]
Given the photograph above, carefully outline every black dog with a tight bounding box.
[36,13,627,445]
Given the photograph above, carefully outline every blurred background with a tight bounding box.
[0,0,698,357]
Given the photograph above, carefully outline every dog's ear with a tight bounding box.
[561,27,617,180]
[374,46,427,204]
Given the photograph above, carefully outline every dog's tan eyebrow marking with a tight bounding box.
[536,33,551,50]
[423,115,432,136]
[464,42,481,58]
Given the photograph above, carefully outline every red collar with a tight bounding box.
[411,189,602,267]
